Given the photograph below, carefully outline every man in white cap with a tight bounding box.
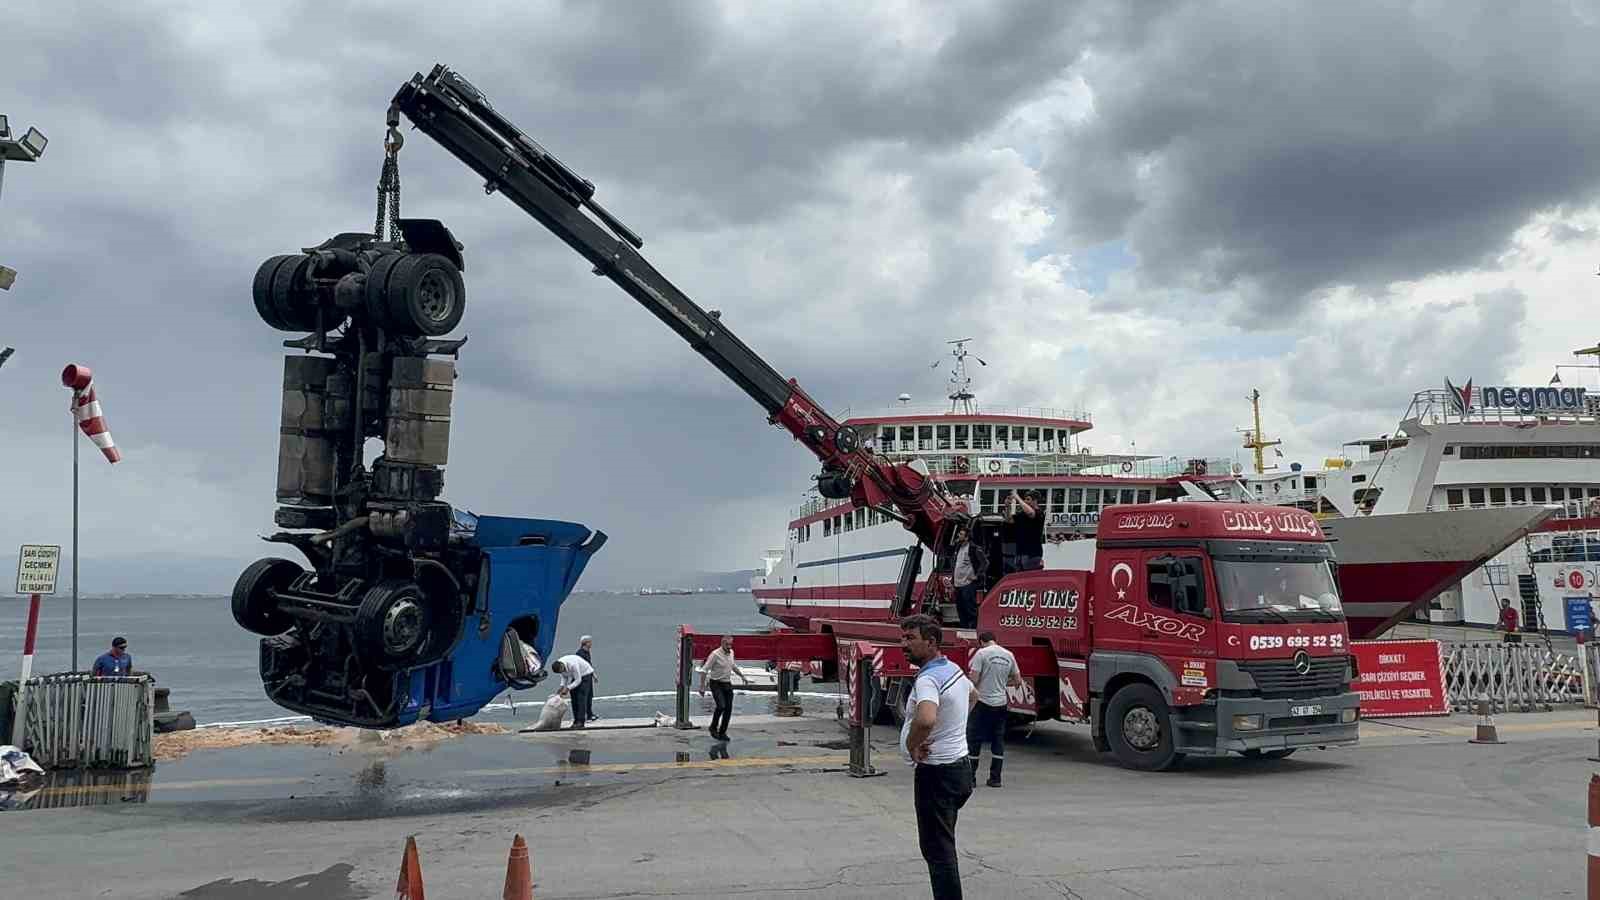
[576,635,599,721]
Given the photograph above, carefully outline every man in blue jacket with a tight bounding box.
[92,636,133,676]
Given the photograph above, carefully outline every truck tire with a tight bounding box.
[384,253,465,336]
[1105,683,1183,771]
[252,255,299,331]
[354,579,433,667]
[267,254,322,332]
[1243,748,1295,760]
[231,557,301,636]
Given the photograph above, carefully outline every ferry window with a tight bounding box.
[823,519,832,537]
[1589,488,1600,499]
[900,426,914,449]
[954,424,969,450]
[1254,483,1263,494]
[1068,488,1083,513]
[1043,428,1055,453]
[1551,487,1566,502]
[1443,445,1455,455]
[974,424,991,450]
[1567,446,1582,459]
[1027,427,1041,452]
[981,488,995,513]
[1351,474,1367,483]
[1468,488,1485,507]
[1531,487,1547,502]
[880,428,895,450]
[1489,487,1506,505]
[936,425,952,451]
[1137,489,1152,503]
[1305,476,1318,491]
[1084,489,1100,511]
[1050,488,1066,514]
[1447,488,1464,508]
[1480,564,1510,587]
[1120,488,1136,504]
[918,425,933,450]
[1513,445,1532,459]
[1509,487,1526,504]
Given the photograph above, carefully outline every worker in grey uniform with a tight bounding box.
[966,631,1022,787]
[899,613,976,900]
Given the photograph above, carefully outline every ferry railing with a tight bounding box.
[1408,389,1600,427]
[840,403,1093,424]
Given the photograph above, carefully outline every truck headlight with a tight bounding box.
[1341,708,1359,724]
[1232,714,1263,731]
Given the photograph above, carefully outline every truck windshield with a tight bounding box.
[1214,559,1342,621]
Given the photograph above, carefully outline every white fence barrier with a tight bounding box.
[1440,642,1585,712]
[20,673,154,769]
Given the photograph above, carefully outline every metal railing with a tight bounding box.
[842,403,1093,423]
[1441,642,1584,712]
[19,673,154,768]
[1409,389,1600,426]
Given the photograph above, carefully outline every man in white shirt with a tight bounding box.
[899,614,976,900]
[550,653,595,729]
[698,634,751,741]
[966,631,1022,788]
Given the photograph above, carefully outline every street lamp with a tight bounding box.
[0,113,48,291]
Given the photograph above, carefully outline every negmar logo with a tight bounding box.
[1445,378,1587,415]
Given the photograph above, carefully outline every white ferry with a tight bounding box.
[1229,375,1600,634]
[752,345,1551,640]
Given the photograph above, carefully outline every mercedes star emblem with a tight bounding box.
[1293,650,1312,675]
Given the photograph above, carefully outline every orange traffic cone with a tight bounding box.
[503,833,533,900]
[396,835,426,899]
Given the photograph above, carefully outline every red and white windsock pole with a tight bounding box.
[61,364,121,464]
[10,593,42,745]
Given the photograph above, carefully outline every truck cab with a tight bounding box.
[976,502,1359,770]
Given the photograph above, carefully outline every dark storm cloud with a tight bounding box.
[1049,1,1600,319]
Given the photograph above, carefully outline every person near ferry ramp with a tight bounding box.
[899,614,976,900]
[1005,490,1046,573]
[549,653,595,728]
[699,634,751,741]
[1498,598,1521,643]
[966,631,1021,788]
[951,526,985,629]
[577,635,599,721]
[92,636,133,676]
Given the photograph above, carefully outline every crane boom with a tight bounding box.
[389,65,965,554]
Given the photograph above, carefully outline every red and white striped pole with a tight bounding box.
[10,593,42,745]
[1589,774,1600,899]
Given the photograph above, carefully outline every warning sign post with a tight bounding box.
[15,544,61,595]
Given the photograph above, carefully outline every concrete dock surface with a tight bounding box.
[6,709,1595,899]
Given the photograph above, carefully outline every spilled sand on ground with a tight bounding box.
[154,720,509,761]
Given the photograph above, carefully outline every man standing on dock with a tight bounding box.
[1004,490,1045,573]
[966,631,1021,788]
[1498,598,1521,643]
[550,653,595,729]
[92,637,133,676]
[577,636,599,721]
[899,614,976,900]
[699,634,750,741]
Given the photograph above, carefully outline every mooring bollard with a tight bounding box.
[674,626,698,730]
[776,666,802,717]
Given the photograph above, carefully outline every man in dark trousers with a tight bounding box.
[92,637,133,676]
[576,635,599,721]
[1498,598,1521,643]
[966,631,1021,787]
[899,614,976,899]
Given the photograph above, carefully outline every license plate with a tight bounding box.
[1290,705,1322,717]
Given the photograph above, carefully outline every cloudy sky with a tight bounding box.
[3,1,1599,591]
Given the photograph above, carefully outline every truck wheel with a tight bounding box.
[268,254,322,332]
[252,255,299,330]
[231,557,301,636]
[1105,683,1183,771]
[355,579,433,667]
[1243,748,1295,760]
[384,253,465,336]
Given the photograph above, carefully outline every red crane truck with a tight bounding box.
[384,65,1359,769]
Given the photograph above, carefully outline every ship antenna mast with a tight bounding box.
[1237,388,1282,475]
[939,338,985,414]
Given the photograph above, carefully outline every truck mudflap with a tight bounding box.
[1171,691,1361,756]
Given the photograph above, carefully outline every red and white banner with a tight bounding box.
[62,363,121,464]
[1350,639,1449,717]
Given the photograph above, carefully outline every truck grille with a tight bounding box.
[1239,657,1346,698]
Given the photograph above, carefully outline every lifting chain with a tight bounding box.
[374,107,404,243]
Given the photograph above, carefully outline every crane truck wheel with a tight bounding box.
[354,579,434,667]
[384,253,465,336]
[1105,683,1183,771]
[231,557,302,636]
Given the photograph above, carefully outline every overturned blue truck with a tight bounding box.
[233,217,604,729]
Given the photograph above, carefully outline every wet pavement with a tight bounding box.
[7,710,1598,899]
